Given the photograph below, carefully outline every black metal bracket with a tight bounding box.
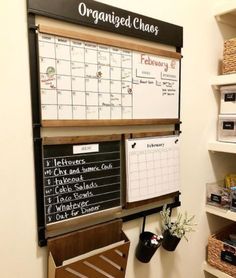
[122,193,181,223]
[38,226,47,247]
[140,196,180,234]
[28,13,46,246]
[175,122,182,133]
[29,23,38,31]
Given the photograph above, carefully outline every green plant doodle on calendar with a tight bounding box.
[46,66,56,78]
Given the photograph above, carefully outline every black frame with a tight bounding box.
[27,0,183,246]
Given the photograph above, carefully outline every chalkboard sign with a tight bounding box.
[37,26,181,126]
[43,137,121,225]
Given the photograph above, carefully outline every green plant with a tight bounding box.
[160,205,196,241]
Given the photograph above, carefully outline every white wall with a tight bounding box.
[0,1,231,278]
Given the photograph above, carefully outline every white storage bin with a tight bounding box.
[218,114,236,143]
[220,85,236,114]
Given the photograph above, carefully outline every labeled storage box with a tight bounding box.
[218,114,236,143]
[230,187,236,212]
[206,182,230,209]
[220,85,236,114]
[48,220,130,278]
[222,38,236,74]
[208,223,236,277]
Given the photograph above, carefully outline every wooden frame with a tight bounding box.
[43,134,122,145]
[43,135,123,233]
[39,25,181,60]
[42,119,180,128]
[38,25,181,127]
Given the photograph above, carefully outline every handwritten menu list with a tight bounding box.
[43,141,121,224]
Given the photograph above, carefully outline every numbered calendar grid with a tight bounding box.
[128,148,179,200]
[38,32,133,120]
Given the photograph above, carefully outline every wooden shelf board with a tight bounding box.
[210,74,236,87]
[203,261,233,278]
[205,205,236,222]
[208,141,236,154]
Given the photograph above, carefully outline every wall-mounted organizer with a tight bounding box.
[27,2,183,273]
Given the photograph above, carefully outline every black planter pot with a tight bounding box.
[162,230,181,251]
[136,232,161,263]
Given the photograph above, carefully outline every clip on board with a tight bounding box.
[40,135,122,243]
[125,133,180,208]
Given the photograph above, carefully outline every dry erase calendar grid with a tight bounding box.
[38,32,133,120]
[126,136,180,202]
[37,31,180,122]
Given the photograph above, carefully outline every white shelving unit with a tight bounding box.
[205,3,236,278]
[208,1,236,156]
[203,262,233,278]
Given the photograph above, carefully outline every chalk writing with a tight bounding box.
[43,141,121,224]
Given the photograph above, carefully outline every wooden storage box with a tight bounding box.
[48,220,130,278]
[208,223,236,277]
[223,38,236,74]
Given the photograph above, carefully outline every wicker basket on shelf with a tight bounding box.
[208,223,236,277]
[222,38,236,74]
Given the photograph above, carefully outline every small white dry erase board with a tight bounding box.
[125,135,180,203]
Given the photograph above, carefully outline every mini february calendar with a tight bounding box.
[125,135,180,203]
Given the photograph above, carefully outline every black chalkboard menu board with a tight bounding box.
[43,136,121,225]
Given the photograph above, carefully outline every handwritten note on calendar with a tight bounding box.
[125,135,180,203]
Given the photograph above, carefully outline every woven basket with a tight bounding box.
[208,223,236,277]
[223,38,236,74]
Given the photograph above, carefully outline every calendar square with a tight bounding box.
[111,107,121,119]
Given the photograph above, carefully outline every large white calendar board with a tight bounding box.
[125,135,180,203]
[38,31,180,121]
